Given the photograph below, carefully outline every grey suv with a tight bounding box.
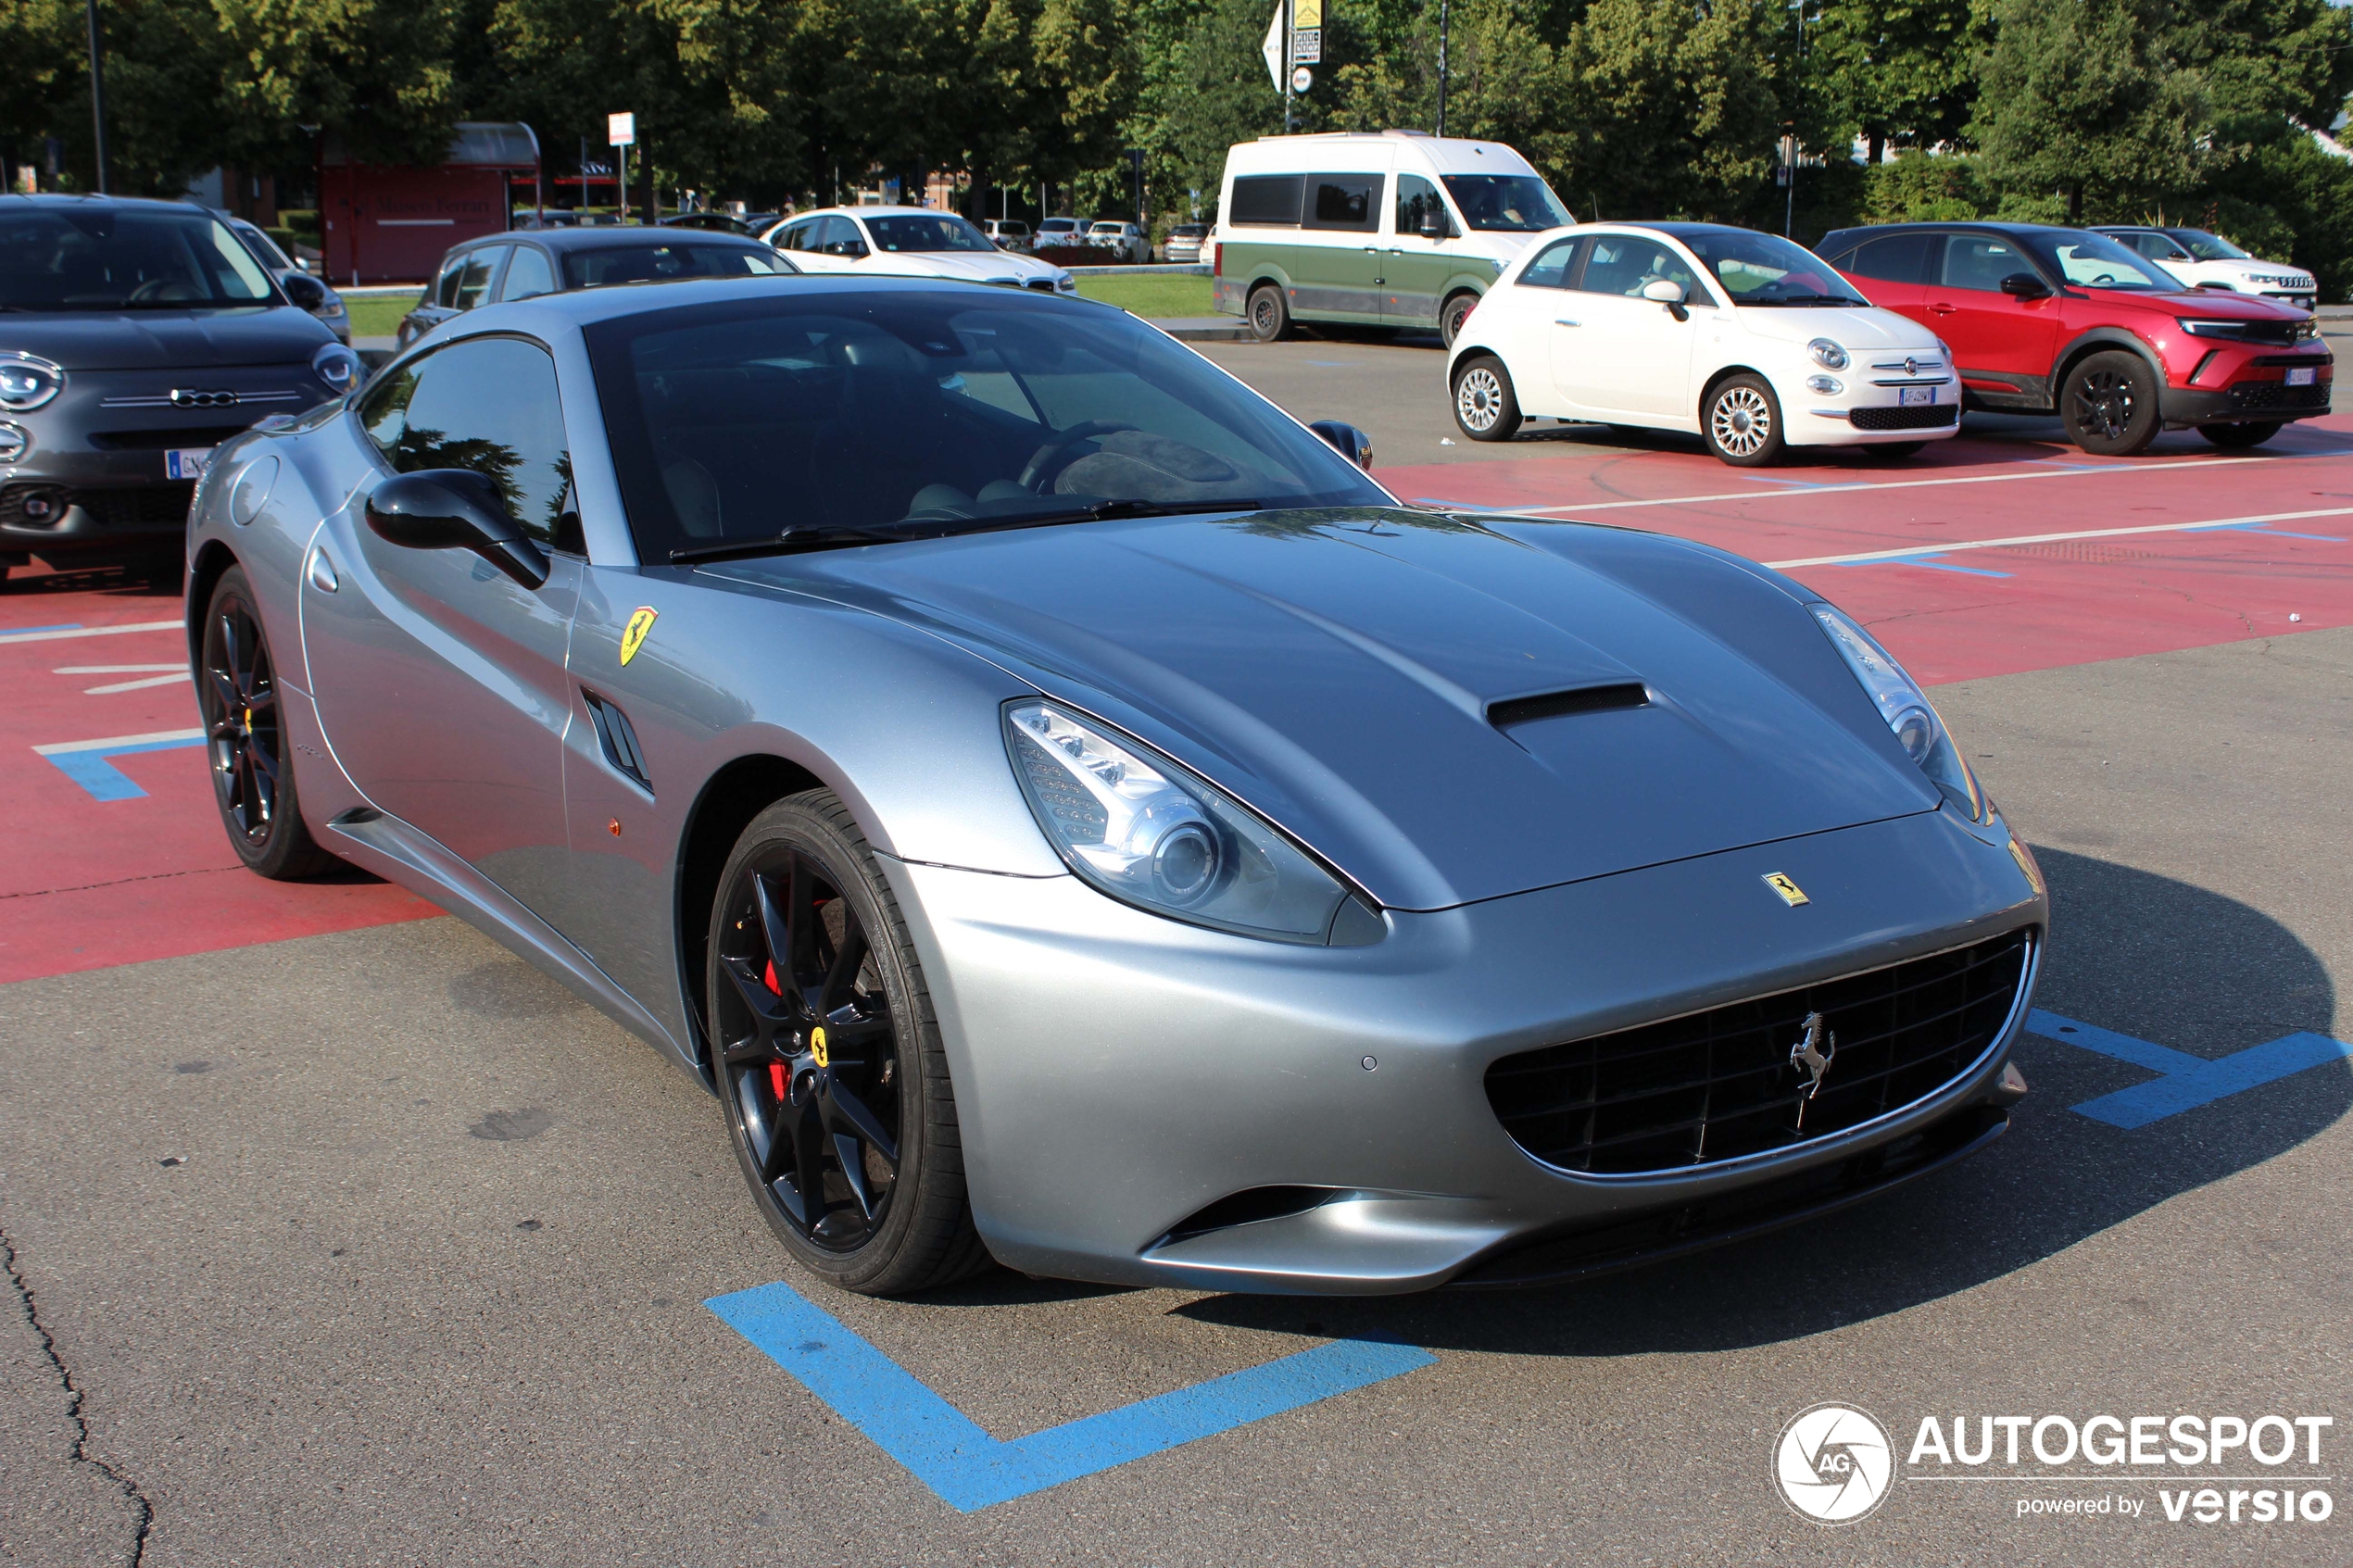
[0,195,359,585]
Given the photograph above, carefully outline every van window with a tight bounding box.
[1302,174,1381,233]
[1229,175,1303,227]
[1395,175,1446,238]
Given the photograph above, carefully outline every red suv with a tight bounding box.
[1818,222,2332,455]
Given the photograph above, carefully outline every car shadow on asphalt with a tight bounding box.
[1170,846,2348,1355]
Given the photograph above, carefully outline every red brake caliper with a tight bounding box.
[764,960,788,1098]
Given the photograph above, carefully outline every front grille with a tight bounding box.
[1484,929,2033,1174]
[0,482,194,531]
[2227,381,2330,414]
[87,425,256,451]
[2229,320,2308,347]
[1850,404,1960,432]
[1025,277,1059,293]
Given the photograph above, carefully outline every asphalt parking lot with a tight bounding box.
[4,344,2350,1565]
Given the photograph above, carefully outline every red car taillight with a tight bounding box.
[1212,242,1222,277]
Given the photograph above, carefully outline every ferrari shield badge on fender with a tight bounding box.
[620,607,659,666]
[1763,872,1809,908]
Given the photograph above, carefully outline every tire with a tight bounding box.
[2062,350,2161,456]
[1440,292,1478,349]
[1703,373,1786,467]
[707,791,989,1296]
[198,567,340,880]
[1453,355,1522,442]
[1863,441,1927,460]
[2198,420,2284,450]
[1246,283,1291,343]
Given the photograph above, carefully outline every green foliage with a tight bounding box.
[1806,0,1981,157]
[1862,149,1988,221]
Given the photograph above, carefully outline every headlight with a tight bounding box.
[1004,699,1358,942]
[2178,319,2249,339]
[0,354,65,411]
[1807,338,1849,370]
[311,343,361,392]
[2293,317,2321,342]
[0,422,27,462]
[1805,374,1843,395]
[1810,605,1985,822]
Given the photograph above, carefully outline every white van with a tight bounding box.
[1210,131,1574,345]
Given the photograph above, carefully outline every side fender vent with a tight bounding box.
[582,688,652,793]
[1487,682,1649,730]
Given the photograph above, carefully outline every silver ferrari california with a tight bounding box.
[186,275,2045,1296]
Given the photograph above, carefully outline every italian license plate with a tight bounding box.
[165,448,213,480]
[1898,386,1935,407]
[2285,368,2317,387]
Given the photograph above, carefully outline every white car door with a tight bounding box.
[1485,235,1585,418]
[1551,232,1707,420]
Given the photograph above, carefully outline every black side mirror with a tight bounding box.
[282,272,328,310]
[1999,272,2050,299]
[365,469,551,588]
[1418,212,1447,241]
[1309,420,1374,471]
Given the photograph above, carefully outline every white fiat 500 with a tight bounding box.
[1447,221,1960,466]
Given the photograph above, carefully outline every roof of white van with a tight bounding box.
[1227,131,1538,179]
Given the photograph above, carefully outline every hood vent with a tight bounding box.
[1488,682,1649,730]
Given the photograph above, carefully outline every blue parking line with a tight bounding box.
[707,1280,1435,1511]
[36,734,207,801]
[0,622,84,641]
[2030,1009,2353,1129]
[1836,551,2013,579]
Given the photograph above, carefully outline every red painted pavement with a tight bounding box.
[0,568,433,986]
[5,413,2347,984]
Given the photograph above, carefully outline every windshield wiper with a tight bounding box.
[956,496,1268,532]
[669,523,911,564]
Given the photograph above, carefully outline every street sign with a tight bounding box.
[1291,28,1321,62]
[609,112,635,148]
[1291,65,1313,93]
[1294,0,1321,24]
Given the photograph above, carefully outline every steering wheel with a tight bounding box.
[2090,272,2116,285]
[126,278,195,304]
[1017,420,1136,493]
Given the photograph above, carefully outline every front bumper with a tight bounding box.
[1795,376,1962,444]
[886,804,2044,1295]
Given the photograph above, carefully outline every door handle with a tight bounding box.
[1928,302,1957,315]
[307,546,338,593]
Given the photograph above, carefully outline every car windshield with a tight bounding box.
[561,243,786,288]
[2166,228,2251,262]
[1676,229,1868,306]
[0,206,276,311]
[235,223,297,271]
[1441,175,1572,232]
[2016,230,2171,291]
[865,215,996,253]
[585,290,1388,559]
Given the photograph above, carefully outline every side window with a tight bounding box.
[1228,174,1304,227]
[1394,174,1446,238]
[453,247,503,310]
[774,221,808,252]
[821,217,866,256]
[1576,237,1702,300]
[1519,237,1584,290]
[1847,232,1932,284]
[1940,234,2028,292]
[1302,174,1381,232]
[433,255,470,308]
[360,336,573,544]
[499,245,558,301]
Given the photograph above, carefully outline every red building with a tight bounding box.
[319,123,542,285]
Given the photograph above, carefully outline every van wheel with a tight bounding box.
[1440,292,1478,348]
[2062,351,2160,456]
[1453,356,1521,442]
[1247,284,1291,343]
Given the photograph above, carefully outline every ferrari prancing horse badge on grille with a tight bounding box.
[620,606,658,666]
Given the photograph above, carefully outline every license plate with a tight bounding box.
[165,447,214,480]
[2285,368,2317,387]
[1898,386,1935,407]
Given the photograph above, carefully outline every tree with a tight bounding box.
[1969,0,2206,222]
[1806,0,1980,163]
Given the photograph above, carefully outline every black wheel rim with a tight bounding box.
[1252,294,1277,333]
[2073,369,2136,439]
[202,600,282,847]
[1445,299,1471,340]
[714,849,901,1251]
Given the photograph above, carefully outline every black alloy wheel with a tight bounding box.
[2063,350,2161,456]
[709,793,988,1294]
[2198,420,2284,450]
[1247,283,1291,343]
[199,568,336,879]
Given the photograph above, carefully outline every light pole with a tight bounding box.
[1436,0,1450,140]
[84,0,108,194]
[1282,0,1295,133]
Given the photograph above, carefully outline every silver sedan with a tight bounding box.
[184,275,2045,1296]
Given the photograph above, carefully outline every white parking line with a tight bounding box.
[1504,451,2349,516]
[1762,508,2353,570]
[0,619,182,646]
[81,673,193,695]
[53,662,191,694]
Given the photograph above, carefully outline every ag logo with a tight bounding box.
[1774,1403,1894,1525]
[619,606,658,666]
